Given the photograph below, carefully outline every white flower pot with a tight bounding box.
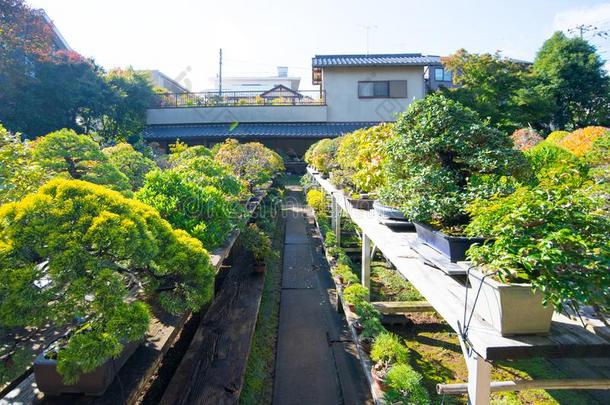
[468,269,554,336]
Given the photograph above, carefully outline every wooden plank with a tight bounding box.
[372,301,434,314]
[308,170,610,362]
[161,251,265,405]
[438,379,610,394]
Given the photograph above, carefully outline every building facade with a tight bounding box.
[144,53,441,162]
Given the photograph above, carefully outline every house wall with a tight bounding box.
[147,105,328,125]
[322,66,426,122]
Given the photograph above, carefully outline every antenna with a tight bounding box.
[568,24,608,39]
[358,24,378,54]
[218,48,223,94]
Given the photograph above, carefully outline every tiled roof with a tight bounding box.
[143,122,381,140]
[312,54,441,67]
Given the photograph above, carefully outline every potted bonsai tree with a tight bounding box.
[369,332,409,392]
[335,124,395,210]
[0,180,215,395]
[343,284,369,312]
[384,94,528,261]
[240,223,273,273]
[304,138,340,178]
[465,159,609,335]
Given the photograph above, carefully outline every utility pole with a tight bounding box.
[218,48,223,94]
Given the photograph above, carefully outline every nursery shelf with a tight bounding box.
[308,167,610,405]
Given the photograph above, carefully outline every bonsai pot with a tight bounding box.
[468,268,554,336]
[360,336,372,354]
[253,262,266,274]
[34,340,140,396]
[320,173,329,179]
[347,195,375,210]
[413,221,486,262]
[371,364,388,391]
[348,303,356,312]
[373,201,410,222]
[353,320,364,334]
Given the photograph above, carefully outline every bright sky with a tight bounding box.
[27,0,610,91]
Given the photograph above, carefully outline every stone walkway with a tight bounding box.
[273,186,372,405]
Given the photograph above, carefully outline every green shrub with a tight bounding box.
[32,129,131,193]
[355,301,381,322]
[332,263,359,285]
[361,317,386,339]
[546,130,570,144]
[370,332,409,366]
[0,124,48,204]
[343,284,369,305]
[384,364,430,405]
[336,124,395,194]
[136,169,237,249]
[214,139,284,187]
[583,133,610,190]
[306,189,327,214]
[102,143,157,191]
[382,94,528,232]
[304,138,340,175]
[0,179,214,383]
[524,141,581,176]
[241,223,273,263]
[466,167,610,310]
[173,155,246,199]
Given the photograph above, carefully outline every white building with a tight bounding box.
[210,67,301,92]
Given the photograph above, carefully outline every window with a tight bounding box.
[434,68,452,82]
[358,80,407,98]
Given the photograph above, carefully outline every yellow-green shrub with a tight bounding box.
[306,189,327,214]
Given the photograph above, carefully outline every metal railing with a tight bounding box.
[152,89,325,108]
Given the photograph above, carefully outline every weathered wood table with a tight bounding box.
[308,167,610,405]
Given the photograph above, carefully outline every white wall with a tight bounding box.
[323,66,425,122]
[147,105,327,125]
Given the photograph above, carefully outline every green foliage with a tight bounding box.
[306,189,327,215]
[136,169,237,249]
[533,32,610,129]
[384,364,430,405]
[0,124,48,204]
[370,332,409,366]
[383,93,528,232]
[173,155,246,199]
[241,223,273,263]
[0,179,214,382]
[168,144,214,165]
[583,133,610,189]
[332,263,359,285]
[466,168,610,311]
[442,49,554,132]
[360,317,386,340]
[342,284,369,305]
[336,124,394,194]
[214,139,284,188]
[32,129,131,193]
[524,141,581,178]
[102,143,157,191]
[304,138,340,175]
[546,130,570,143]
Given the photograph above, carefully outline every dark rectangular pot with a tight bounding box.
[34,340,140,396]
[347,197,375,210]
[413,221,486,262]
[373,200,410,222]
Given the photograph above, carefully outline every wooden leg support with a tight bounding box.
[459,338,491,405]
[331,197,341,246]
[361,233,372,300]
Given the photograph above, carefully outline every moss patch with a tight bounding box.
[371,261,423,302]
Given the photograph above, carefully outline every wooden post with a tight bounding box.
[331,195,341,246]
[459,339,491,405]
[361,233,371,299]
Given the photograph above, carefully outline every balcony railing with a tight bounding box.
[152,89,325,108]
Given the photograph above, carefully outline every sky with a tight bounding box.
[27,0,610,91]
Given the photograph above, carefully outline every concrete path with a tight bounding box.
[273,186,372,405]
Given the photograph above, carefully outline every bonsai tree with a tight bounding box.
[466,167,610,313]
[305,189,327,216]
[136,169,238,249]
[382,94,529,233]
[304,138,340,175]
[173,155,246,199]
[510,128,543,151]
[370,332,410,383]
[343,284,369,306]
[0,179,215,383]
[240,223,273,265]
[0,124,48,204]
[336,124,394,195]
[383,364,430,404]
[214,139,284,187]
[33,129,131,193]
[102,143,157,191]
